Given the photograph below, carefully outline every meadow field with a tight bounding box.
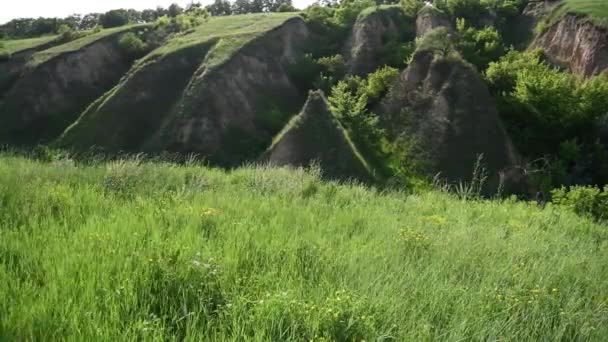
[0,154,606,340]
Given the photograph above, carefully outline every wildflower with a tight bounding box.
[202,208,219,216]
[425,215,447,226]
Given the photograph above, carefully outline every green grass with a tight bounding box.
[1,35,59,54]
[145,13,298,63]
[27,25,148,67]
[0,154,607,340]
[549,0,608,28]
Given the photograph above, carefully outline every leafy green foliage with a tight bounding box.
[446,0,485,23]
[486,50,608,189]
[118,32,148,58]
[100,9,131,28]
[552,185,608,221]
[287,54,347,93]
[56,24,80,43]
[455,18,505,71]
[400,0,425,16]
[415,27,455,57]
[328,67,400,178]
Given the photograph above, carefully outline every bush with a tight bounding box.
[400,0,425,16]
[455,18,505,71]
[415,27,455,57]
[486,50,608,190]
[118,32,148,58]
[57,24,78,43]
[364,66,399,103]
[552,186,608,221]
[446,0,485,23]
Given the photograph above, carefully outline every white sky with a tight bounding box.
[0,0,316,24]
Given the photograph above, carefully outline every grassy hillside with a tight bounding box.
[144,12,297,65]
[1,35,59,54]
[27,24,147,67]
[551,0,608,27]
[58,13,301,153]
[0,154,606,340]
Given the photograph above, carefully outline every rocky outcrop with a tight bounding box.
[155,17,310,166]
[534,14,608,77]
[0,32,137,144]
[379,50,520,190]
[416,6,452,38]
[262,90,373,182]
[345,6,414,76]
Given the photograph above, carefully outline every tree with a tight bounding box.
[80,13,100,30]
[141,9,158,22]
[206,0,232,16]
[277,2,297,12]
[455,18,505,70]
[99,9,130,28]
[64,14,82,30]
[168,3,184,17]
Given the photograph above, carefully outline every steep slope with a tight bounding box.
[0,36,61,95]
[262,90,374,182]
[59,14,309,167]
[379,50,520,190]
[534,13,608,76]
[344,5,415,76]
[0,26,146,144]
[153,15,310,166]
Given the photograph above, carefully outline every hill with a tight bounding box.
[262,90,374,182]
[58,13,308,167]
[0,154,606,340]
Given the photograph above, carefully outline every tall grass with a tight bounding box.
[0,154,607,340]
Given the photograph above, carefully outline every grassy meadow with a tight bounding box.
[0,154,607,340]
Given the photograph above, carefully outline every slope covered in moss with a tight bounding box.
[263,90,374,182]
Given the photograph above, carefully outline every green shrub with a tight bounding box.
[552,186,608,221]
[455,18,505,70]
[364,66,399,103]
[447,0,485,23]
[57,24,79,43]
[118,32,148,58]
[415,27,455,57]
[486,50,608,190]
[400,0,425,16]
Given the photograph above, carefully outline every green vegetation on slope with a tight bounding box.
[549,0,608,27]
[27,24,148,67]
[57,13,301,154]
[0,155,606,340]
[1,35,59,54]
[144,12,297,63]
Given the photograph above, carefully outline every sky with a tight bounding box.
[0,0,316,24]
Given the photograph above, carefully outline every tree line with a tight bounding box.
[0,0,296,39]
